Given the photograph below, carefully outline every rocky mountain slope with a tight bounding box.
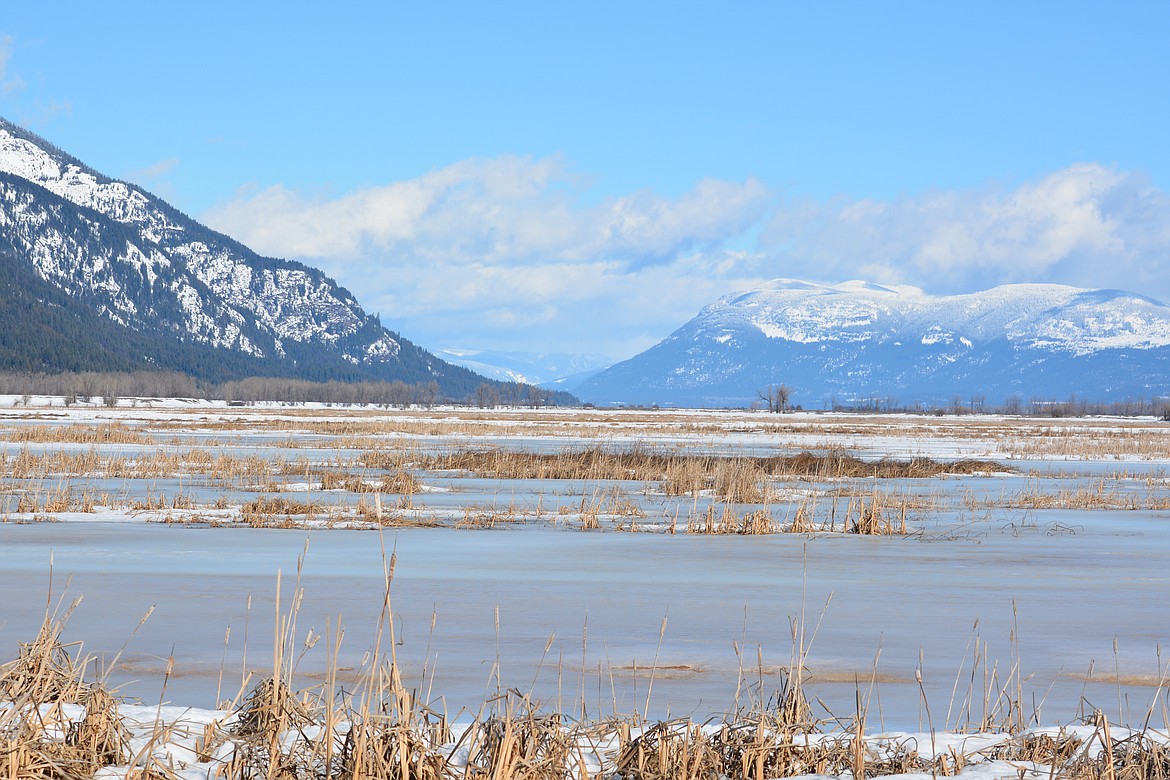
[0,118,494,395]
[576,279,1170,408]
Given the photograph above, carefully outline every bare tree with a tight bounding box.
[475,383,500,408]
[414,380,440,409]
[757,384,792,413]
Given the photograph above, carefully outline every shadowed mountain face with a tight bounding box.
[577,279,1170,408]
[0,118,495,395]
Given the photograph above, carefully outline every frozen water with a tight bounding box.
[1,508,1166,728]
[2,404,1168,734]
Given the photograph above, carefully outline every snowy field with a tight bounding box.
[2,397,1169,778]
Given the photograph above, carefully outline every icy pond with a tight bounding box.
[2,403,1169,734]
[2,510,1167,730]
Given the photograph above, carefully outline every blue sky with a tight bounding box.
[3,2,1169,360]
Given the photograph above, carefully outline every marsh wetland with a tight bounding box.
[2,399,1169,778]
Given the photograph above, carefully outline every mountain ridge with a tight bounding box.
[0,117,531,398]
[577,279,1170,408]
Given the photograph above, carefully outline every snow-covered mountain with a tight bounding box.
[576,279,1170,408]
[0,118,491,394]
[437,348,611,388]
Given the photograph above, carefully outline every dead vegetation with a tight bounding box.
[8,404,1170,462]
[4,422,151,445]
[0,608,131,780]
[962,479,1170,512]
[4,596,1170,780]
[6,406,1170,535]
[417,446,1003,484]
[240,498,323,527]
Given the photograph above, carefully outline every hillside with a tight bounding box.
[0,118,503,398]
[576,279,1170,408]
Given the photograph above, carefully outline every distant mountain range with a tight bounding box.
[0,117,523,398]
[576,279,1170,408]
[437,348,610,388]
[5,118,1167,410]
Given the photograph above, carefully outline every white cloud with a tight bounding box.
[203,157,771,358]
[761,164,1170,298]
[203,160,1170,360]
[205,156,769,267]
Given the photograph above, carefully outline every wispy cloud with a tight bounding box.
[0,35,72,126]
[205,156,769,266]
[124,157,180,202]
[127,157,180,181]
[0,35,27,95]
[203,160,1170,359]
[203,156,772,357]
[761,164,1170,299]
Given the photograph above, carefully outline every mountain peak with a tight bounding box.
[578,278,1170,407]
[0,117,494,396]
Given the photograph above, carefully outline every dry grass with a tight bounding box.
[240,497,323,526]
[757,491,910,536]
[7,407,1170,537]
[5,422,150,445]
[316,469,422,496]
[962,479,1170,512]
[418,446,1003,484]
[687,506,777,535]
[845,490,909,536]
[7,405,1170,462]
[0,447,282,484]
[980,716,1170,779]
[0,612,130,780]
[5,588,1170,780]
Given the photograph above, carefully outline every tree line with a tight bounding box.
[823,391,1170,419]
[0,370,574,408]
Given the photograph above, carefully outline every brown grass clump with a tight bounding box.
[376,471,422,495]
[15,484,79,514]
[846,491,908,536]
[1095,732,1170,779]
[358,449,416,472]
[767,450,1001,480]
[339,715,449,780]
[231,677,318,739]
[5,422,150,445]
[0,447,289,488]
[687,506,776,535]
[72,687,130,768]
[0,617,89,704]
[980,715,1170,779]
[461,710,585,780]
[786,500,818,534]
[417,446,1005,487]
[616,719,724,779]
[222,677,332,780]
[241,497,322,526]
[316,470,369,493]
[984,729,1084,766]
[459,504,525,529]
[663,459,770,503]
[615,672,841,780]
[0,615,130,780]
